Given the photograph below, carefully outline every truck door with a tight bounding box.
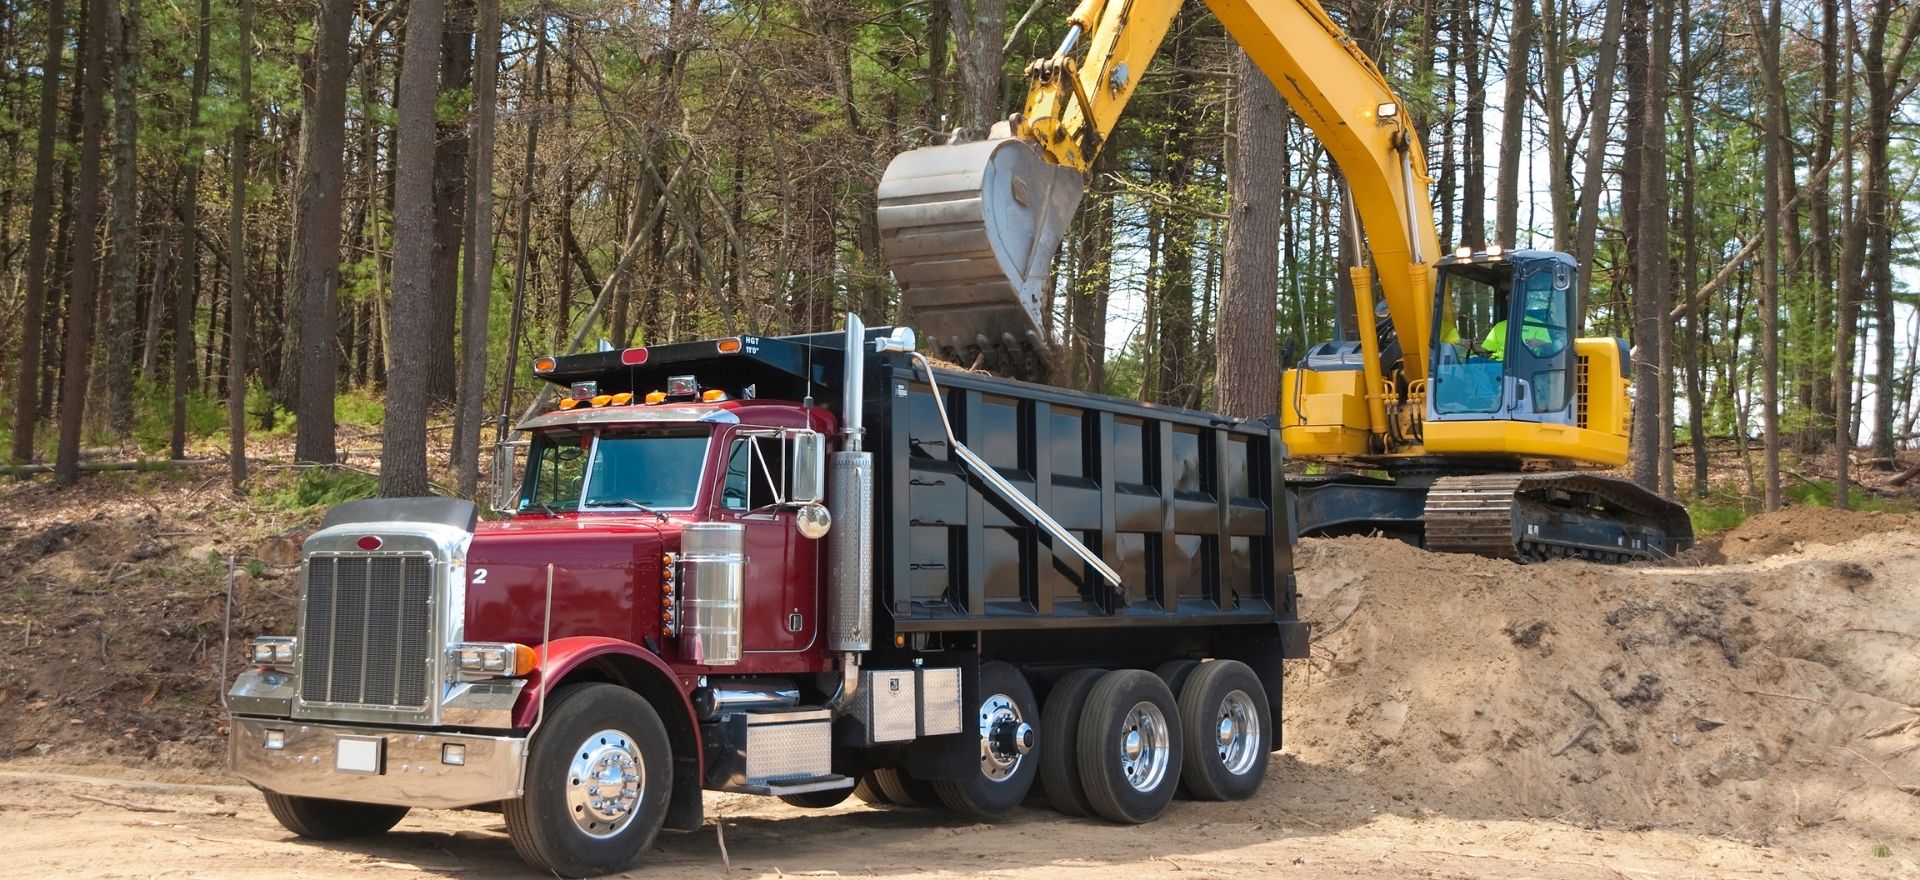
[714,431,818,655]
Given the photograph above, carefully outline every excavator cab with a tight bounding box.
[1420,248,1633,466]
[1427,250,1575,425]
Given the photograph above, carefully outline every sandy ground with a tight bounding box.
[2,762,1910,879]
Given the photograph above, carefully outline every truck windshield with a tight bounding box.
[521,430,711,512]
[583,432,710,510]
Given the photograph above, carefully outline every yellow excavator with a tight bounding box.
[875,0,1692,561]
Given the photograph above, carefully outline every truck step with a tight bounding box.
[723,774,857,797]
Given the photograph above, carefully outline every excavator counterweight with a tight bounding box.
[877,138,1082,381]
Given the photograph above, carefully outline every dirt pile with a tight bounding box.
[0,473,304,770]
[1702,505,1920,563]
[1283,525,1920,849]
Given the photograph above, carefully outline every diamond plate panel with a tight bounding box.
[743,715,832,783]
[916,667,963,736]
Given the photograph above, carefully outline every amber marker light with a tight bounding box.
[716,337,743,354]
[610,392,633,405]
[645,390,667,404]
[533,356,557,373]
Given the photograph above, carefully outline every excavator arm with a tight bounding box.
[879,0,1442,389]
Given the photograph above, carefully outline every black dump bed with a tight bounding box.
[531,327,1299,641]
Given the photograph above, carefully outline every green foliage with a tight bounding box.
[1689,503,1748,534]
[262,467,379,511]
[335,390,387,427]
[132,378,225,454]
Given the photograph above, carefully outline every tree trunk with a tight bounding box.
[1626,0,1668,492]
[1459,0,1486,248]
[226,0,252,492]
[382,0,448,497]
[945,0,1006,140]
[1570,0,1625,321]
[54,0,111,486]
[171,0,209,459]
[1216,48,1285,421]
[101,0,140,436]
[454,0,500,495]
[1494,0,1534,247]
[9,0,66,464]
[426,0,474,405]
[289,0,352,465]
[1751,0,1784,510]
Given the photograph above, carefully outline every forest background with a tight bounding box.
[0,0,1916,523]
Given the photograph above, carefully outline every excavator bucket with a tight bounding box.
[877,138,1084,382]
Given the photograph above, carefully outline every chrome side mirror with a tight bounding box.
[790,430,827,504]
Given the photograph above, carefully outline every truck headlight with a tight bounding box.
[452,642,537,679]
[248,636,297,671]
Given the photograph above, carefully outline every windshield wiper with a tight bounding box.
[584,499,669,522]
[527,500,561,517]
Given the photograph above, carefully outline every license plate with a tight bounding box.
[335,737,384,774]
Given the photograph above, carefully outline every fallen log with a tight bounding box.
[1,458,219,478]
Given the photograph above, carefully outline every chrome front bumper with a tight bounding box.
[230,717,528,809]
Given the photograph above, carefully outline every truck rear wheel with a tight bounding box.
[870,767,940,808]
[1175,660,1270,801]
[851,772,891,805]
[932,661,1038,818]
[1037,668,1104,818]
[262,792,408,840]
[1075,670,1183,824]
[504,683,673,878]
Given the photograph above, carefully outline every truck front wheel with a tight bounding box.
[262,792,408,839]
[932,661,1039,818]
[504,683,673,878]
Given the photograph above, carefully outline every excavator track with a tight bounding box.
[1423,472,1693,562]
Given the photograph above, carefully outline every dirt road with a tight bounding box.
[2,762,1905,879]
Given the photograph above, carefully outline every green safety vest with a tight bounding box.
[1481,319,1553,362]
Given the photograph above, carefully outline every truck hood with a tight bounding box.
[462,515,671,647]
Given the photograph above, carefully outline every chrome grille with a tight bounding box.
[300,554,435,709]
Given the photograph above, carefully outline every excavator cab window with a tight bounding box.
[1430,264,1507,414]
[1429,258,1575,420]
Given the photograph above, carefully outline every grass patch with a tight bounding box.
[130,379,226,454]
[335,389,386,427]
[261,468,380,511]
[1689,503,1748,534]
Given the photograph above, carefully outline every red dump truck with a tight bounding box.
[227,316,1307,876]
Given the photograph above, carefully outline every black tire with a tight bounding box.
[262,791,408,840]
[1075,669,1184,824]
[778,786,854,809]
[851,771,891,805]
[870,767,941,808]
[503,683,673,878]
[1037,668,1104,818]
[1153,659,1199,696]
[932,661,1039,818]
[1154,659,1202,800]
[1176,660,1271,801]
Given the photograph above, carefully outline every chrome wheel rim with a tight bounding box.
[1117,700,1171,793]
[977,693,1032,782]
[565,728,644,838]
[1215,689,1261,776]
